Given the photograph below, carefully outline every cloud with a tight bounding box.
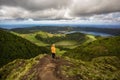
[0,0,120,22]
[0,6,29,18]
[0,6,68,19]
[0,0,71,19]
[0,0,70,11]
[69,0,120,16]
[79,12,120,23]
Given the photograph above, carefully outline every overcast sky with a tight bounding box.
[0,0,120,23]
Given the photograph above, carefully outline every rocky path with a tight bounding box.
[22,55,69,80]
[38,55,60,80]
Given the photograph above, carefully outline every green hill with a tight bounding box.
[61,36,120,80]
[63,36,120,61]
[0,54,45,80]
[62,56,120,80]
[35,32,86,45]
[0,29,49,67]
[0,28,120,80]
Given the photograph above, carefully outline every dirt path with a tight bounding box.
[22,55,69,80]
[38,55,59,80]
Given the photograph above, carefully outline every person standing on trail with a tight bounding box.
[51,44,56,59]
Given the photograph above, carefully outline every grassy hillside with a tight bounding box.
[11,31,96,56]
[11,31,48,46]
[35,32,86,44]
[0,54,45,80]
[0,28,120,80]
[11,30,96,48]
[63,36,120,61]
[0,29,49,67]
[61,36,120,80]
[62,56,120,80]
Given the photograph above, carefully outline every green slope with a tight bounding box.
[35,32,86,46]
[63,36,120,61]
[0,29,49,67]
[0,54,45,80]
[62,56,120,80]
[11,31,48,46]
[62,36,120,80]
[11,31,95,49]
[0,29,120,80]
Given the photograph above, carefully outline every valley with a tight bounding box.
[0,0,120,79]
[0,27,120,80]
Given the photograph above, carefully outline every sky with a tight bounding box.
[0,0,120,24]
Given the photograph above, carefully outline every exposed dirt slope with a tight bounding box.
[21,55,70,80]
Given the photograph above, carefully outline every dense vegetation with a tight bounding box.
[0,29,49,67]
[0,54,45,80]
[62,36,120,80]
[35,32,86,44]
[63,36,120,61]
[1,27,120,80]
[62,56,120,80]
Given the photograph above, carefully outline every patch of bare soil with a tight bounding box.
[21,55,70,80]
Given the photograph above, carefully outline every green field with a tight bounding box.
[11,31,98,52]
[84,34,97,44]
[20,33,48,46]
[11,31,48,46]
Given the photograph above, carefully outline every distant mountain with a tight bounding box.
[10,26,73,34]
[0,29,49,67]
[11,26,120,36]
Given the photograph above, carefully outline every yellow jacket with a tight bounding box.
[51,46,56,53]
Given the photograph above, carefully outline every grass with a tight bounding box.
[2,31,120,80]
[11,31,81,49]
[0,30,49,67]
[20,33,48,46]
[11,31,48,46]
[0,54,45,80]
[56,48,66,56]
[61,56,120,80]
[84,34,97,44]
[55,40,78,49]
[55,40,77,46]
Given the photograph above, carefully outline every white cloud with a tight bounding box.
[0,6,29,18]
[0,0,120,23]
[69,0,120,16]
[0,6,66,19]
[0,0,71,11]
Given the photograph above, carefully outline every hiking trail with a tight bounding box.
[22,55,70,80]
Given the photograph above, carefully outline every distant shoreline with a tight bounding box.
[0,23,120,29]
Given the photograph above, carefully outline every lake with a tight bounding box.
[0,23,120,36]
[65,31,113,37]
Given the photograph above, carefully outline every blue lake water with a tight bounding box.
[0,23,120,36]
[0,23,120,29]
[65,31,113,37]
